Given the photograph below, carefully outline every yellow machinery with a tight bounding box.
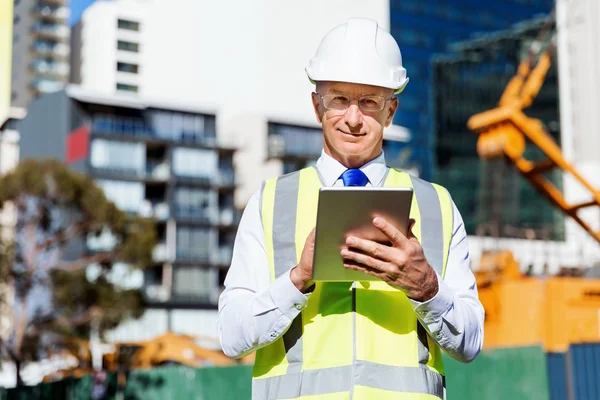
[467,19,600,352]
[43,331,254,383]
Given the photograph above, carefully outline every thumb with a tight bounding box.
[307,227,316,243]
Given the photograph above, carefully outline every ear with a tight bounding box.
[384,97,399,128]
[311,92,323,124]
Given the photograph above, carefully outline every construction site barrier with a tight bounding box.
[4,344,600,399]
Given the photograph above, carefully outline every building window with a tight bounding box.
[176,227,214,261]
[172,267,217,302]
[13,15,20,24]
[117,40,139,52]
[117,62,139,74]
[13,33,19,43]
[117,19,140,31]
[174,187,217,221]
[172,148,218,179]
[116,83,138,93]
[91,139,146,174]
[150,111,216,142]
[268,122,323,158]
[97,180,144,212]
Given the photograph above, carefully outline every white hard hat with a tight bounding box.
[306,18,409,94]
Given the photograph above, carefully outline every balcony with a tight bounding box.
[31,42,69,58]
[267,133,322,161]
[31,5,70,21]
[32,22,69,40]
[145,161,170,181]
[91,116,228,149]
[174,208,217,224]
[91,165,145,180]
[31,59,68,78]
[30,78,63,94]
[139,201,170,221]
[175,250,212,264]
[172,174,214,186]
[143,284,171,303]
[39,0,68,5]
[91,162,170,183]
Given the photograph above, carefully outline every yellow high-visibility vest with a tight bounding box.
[254,167,454,400]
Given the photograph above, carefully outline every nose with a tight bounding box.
[344,102,363,130]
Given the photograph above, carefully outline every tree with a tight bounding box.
[0,159,156,386]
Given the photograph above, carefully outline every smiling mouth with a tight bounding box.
[339,129,365,137]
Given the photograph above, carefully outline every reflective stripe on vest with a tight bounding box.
[255,167,454,400]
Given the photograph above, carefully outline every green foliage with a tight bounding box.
[0,158,157,381]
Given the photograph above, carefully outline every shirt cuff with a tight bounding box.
[268,270,310,318]
[409,274,454,325]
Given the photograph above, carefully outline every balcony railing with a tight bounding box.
[31,42,69,58]
[30,78,63,94]
[91,117,233,149]
[174,208,217,224]
[31,5,70,21]
[31,59,69,77]
[91,162,170,182]
[32,23,69,40]
[39,0,68,5]
[146,161,170,181]
[267,133,322,160]
[139,201,170,221]
[175,251,213,264]
[143,284,171,302]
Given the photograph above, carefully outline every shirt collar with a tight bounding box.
[315,149,388,187]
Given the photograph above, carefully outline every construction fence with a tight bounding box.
[2,344,599,399]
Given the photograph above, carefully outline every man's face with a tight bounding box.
[311,81,398,168]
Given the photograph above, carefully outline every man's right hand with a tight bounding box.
[290,228,316,293]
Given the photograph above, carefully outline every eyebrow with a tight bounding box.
[328,88,382,96]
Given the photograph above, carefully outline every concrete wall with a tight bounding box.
[17,90,70,161]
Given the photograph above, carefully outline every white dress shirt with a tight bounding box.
[218,150,484,363]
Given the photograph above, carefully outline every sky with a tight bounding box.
[69,0,97,26]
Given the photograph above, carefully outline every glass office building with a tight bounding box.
[389,0,554,180]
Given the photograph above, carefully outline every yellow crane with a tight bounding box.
[466,15,600,352]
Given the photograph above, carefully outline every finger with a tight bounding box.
[341,248,393,273]
[373,217,409,248]
[343,261,387,279]
[345,236,393,262]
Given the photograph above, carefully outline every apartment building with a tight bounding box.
[17,86,238,341]
[11,0,70,108]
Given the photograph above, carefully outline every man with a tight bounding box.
[218,18,484,400]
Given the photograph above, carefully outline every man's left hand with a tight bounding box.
[340,217,438,302]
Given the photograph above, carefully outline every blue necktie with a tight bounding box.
[341,169,369,187]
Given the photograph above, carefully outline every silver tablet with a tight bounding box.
[311,186,413,282]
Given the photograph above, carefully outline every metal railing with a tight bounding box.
[30,5,70,20]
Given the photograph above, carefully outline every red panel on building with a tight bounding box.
[65,125,90,164]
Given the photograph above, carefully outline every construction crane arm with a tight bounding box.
[467,31,600,243]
